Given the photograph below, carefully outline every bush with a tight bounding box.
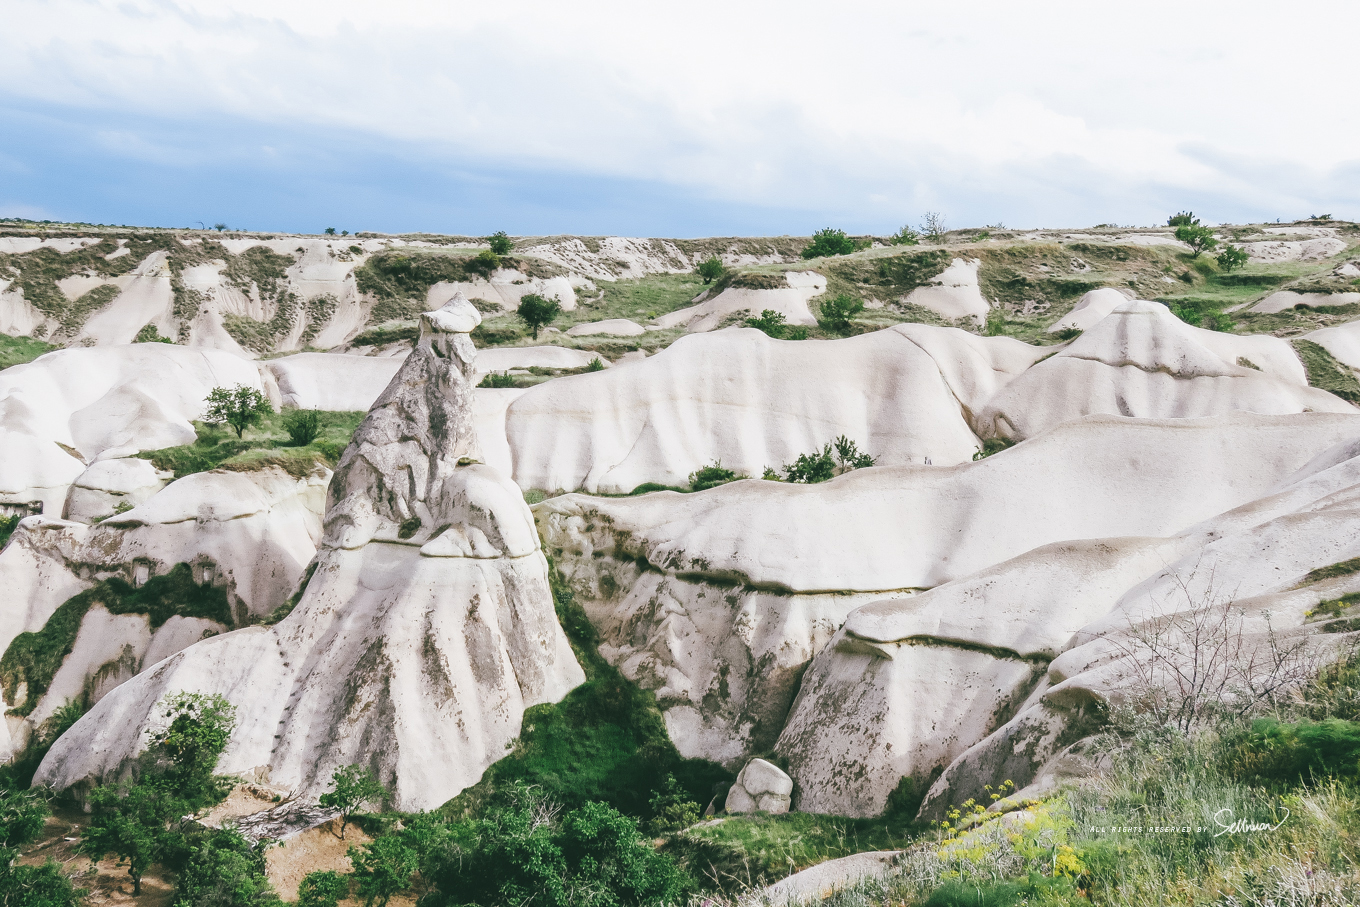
[816,294,864,335]
[1175,224,1219,257]
[467,249,501,276]
[743,309,789,337]
[425,789,688,907]
[0,514,18,550]
[1168,211,1200,227]
[283,409,321,446]
[921,211,948,243]
[203,385,273,439]
[890,225,920,246]
[486,231,513,255]
[778,436,875,484]
[349,834,417,907]
[696,256,724,284]
[516,294,562,340]
[298,871,349,907]
[688,462,739,492]
[149,691,238,808]
[1215,244,1249,272]
[801,228,863,259]
[645,775,701,836]
[1224,718,1360,785]
[171,826,280,907]
[478,371,517,388]
[135,323,175,343]
[585,357,606,372]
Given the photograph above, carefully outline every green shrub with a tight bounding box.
[1175,224,1219,257]
[645,775,702,836]
[0,514,18,550]
[134,323,175,343]
[973,437,1016,460]
[891,225,920,245]
[1168,211,1200,227]
[148,691,238,808]
[743,309,790,338]
[0,789,49,848]
[1292,339,1360,404]
[486,231,513,255]
[350,322,419,347]
[778,435,875,483]
[801,228,864,259]
[467,249,501,277]
[586,357,606,372]
[349,834,417,907]
[425,788,687,907]
[0,331,57,370]
[283,409,321,446]
[171,826,280,907]
[817,294,865,335]
[478,371,518,388]
[696,256,724,284]
[688,462,739,491]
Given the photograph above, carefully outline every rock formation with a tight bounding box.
[34,295,584,809]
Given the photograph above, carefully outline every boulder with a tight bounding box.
[725,758,793,814]
[900,258,989,323]
[263,353,403,411]
[508,324,1043,494]
[1047,287,1135,333]
[36,294,585,809]
[565,319,646,337]
[63,458,172,524]
[538,412,1360,767]
[654,271,824,333]
[978,301,1352,440]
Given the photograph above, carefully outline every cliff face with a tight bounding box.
[35,294,584,809]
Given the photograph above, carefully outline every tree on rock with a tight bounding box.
[203,385,273,439]
[696,256,724,284]
[1175,224,1219,257]
[516,294,562,340]
[320,765,387,839]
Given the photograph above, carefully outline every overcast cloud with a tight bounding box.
[2,0,1356,234]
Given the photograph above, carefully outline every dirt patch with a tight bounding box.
[200,782,289,827]
[266,817,371,901]
[17,807,176,907]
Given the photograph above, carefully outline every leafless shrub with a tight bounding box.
[1111,565,1319,735]
[921,212,948,244]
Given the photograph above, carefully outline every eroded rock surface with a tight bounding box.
[35,295,584,809]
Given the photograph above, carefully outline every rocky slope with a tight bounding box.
[33,296,584,808]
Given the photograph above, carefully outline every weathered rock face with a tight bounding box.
[508,324,1043,494]
[0,466,328,762]
[35,295,585,809]
[538,413,1360,772]
[978,301,1353,440]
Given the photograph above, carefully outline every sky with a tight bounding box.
[2,0,1358,236]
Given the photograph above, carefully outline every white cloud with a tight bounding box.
[2,0,1358,227]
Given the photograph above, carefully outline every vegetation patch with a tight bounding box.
[350,320,419,347]
[137,409,364,478]
[0,563,231,716]
[0,331,56,369]
[1291,339,1360,404]
[1298,556,1360,586]
[441,559,731,822]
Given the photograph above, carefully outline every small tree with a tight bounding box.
[283,409,321,446]
[645,775,701,835]
[816,294,864,335]
[696,256,725,284]
[921,212,948,243]
[325,227,337,236]
[203,385,273,439]
[688,462,738,491]
[149,691,238,807]
[516,294,562,340]
[487,231,513,255]
[349,835,418,907]
[319,765,387,839]
[1167,211,1200,227]
[213,223,227,232]
[1175,224,1219,258]
[801,228,861,259]
[1216,244,1249,272]
[80,781,185,896]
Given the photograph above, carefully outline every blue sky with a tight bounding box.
[3,0,1358,236]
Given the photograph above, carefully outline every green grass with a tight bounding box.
[0,331,57,369]
[1299,556,1360,586]
[1292,339,1360,404]
[440,558,731,822]
[0,563,231,717]
[137,410,365,478]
